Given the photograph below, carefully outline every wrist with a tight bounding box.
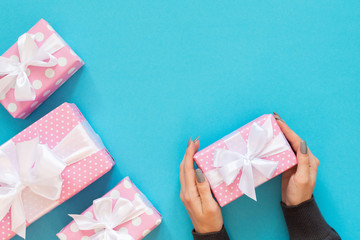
[192,225,230,240]
[195,224,223,234]
[283,195,313,207]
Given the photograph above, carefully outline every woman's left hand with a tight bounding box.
[180,137,223,234]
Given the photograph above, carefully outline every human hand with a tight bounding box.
[180,137,223,233]
[274,113,320,206]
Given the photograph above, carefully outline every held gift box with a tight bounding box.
[0,19,84,119]
[0,103,114,239]
[57,177,162,240]
[194,114,297,207]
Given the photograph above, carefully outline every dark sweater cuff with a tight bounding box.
[281,196,340,240]
[192,225,230,240]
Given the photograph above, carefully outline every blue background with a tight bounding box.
[0,1,359,239]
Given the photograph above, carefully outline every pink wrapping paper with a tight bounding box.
[57,177,162,240]
[0,19,84,119]
[0,103,114,240]
[194,114,297,207]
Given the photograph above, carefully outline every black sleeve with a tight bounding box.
[281,196,341,240]
[192,225,230,240]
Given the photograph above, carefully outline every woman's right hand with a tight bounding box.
[274,112,320,206]
[180,137,224,234]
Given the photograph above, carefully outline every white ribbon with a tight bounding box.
[205,116,290,201]
[0,33,64,101]
[0,123,103,239]
[70,197,148,240]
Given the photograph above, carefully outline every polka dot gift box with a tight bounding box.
[194,114,297,207]
[0,19,84,119]
[0,103,114,240]
[57,177,162,240]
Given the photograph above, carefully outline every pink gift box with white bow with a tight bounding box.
[194,114,297,207]
[0,103,114,239]
[57,177,162,240]
[0,19,84,119]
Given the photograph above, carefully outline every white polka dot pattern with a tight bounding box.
[110,190,121,199]
[134,193,141,202]
[56,177,162,240]
[45,68,55,78]
[0,103,114,239]
[0,19,84,119]
[7,103,17,113]
[47,24,55,32]
[67,67,75,75]
[70,223,79,232]
[56,78,64,85]
[193,114,298,207]
[142,229,150,236]
[32,80,42,89]
[35,32,44,42]
[57,233,67,240]
[132,217,142,226]
[30,101,39,108]
[43,90,51,97]
[123,180,132,189]
[58,57,68,67]
[18,112,26,118]
[10,55,19,62]
[145,208,154,215]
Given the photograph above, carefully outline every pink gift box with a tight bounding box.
[0,103,114,240]
[57,177,162,240]
[0,19,84,119]
[194,114,297,207]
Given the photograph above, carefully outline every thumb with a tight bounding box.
[295,141,310,179]
[195,169,216,205]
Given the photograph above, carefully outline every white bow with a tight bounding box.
[0,138,66,238]
[0,123,103,239]
[0,33,64,101]
[70,197,147,240]
[205,116,290,201]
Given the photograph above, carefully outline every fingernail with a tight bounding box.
[300,141,308,154]
[195,169,205,183]
[273,112,285,123]
[193,136,199,143]
[187,137,192,147]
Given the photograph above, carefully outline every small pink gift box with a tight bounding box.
[0,103,114,239]
[57,177,162,240]
[0,19,84,119]
[194,114,297,207]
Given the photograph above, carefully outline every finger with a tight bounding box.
[273,112,303,151]
[195,169,217,207]
[184,137,200,171]
[281,166,296,193]
[184,137,200,197]
[180,161,185,191]
[309,155,319,181]
[295,141,310,179]
[282,165,296,182]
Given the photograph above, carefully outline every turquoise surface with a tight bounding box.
[0,1,359,239]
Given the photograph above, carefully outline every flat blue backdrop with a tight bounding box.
[0,1,359,239]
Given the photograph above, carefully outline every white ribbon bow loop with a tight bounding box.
[70,197,147,240]
[0,33,64,101]
[0,123,104,239]
[0,138,66,238]
[211,116,290,201]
